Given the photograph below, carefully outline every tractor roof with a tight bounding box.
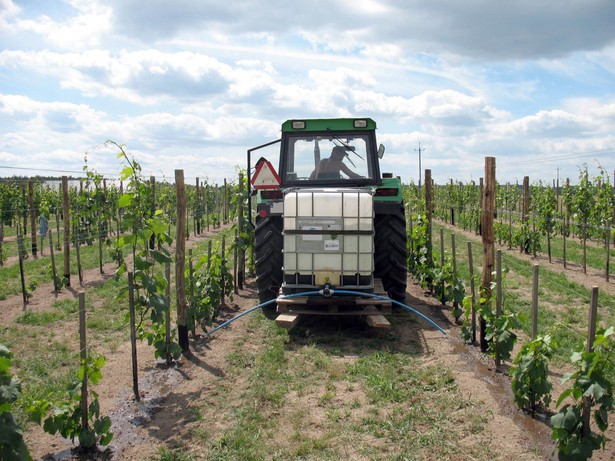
[281,118,377,132]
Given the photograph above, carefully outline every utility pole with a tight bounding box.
[415,142,425,198]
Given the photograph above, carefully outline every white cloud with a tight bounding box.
[3,0,112,50]
[501,110,594,138]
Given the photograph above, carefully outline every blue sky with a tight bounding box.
[1,0,614,185]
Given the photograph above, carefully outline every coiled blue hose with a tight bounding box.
[207,289,446,336]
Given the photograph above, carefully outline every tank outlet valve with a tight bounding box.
[320,284,334,297]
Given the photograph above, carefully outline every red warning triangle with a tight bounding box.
[251,160,281,189]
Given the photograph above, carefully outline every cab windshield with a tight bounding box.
[282,133,374,183]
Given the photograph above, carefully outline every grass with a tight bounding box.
[0,237,131,299]
[181,312,497,461]
[14,298,80,326]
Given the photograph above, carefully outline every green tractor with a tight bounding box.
[247,118,407,325]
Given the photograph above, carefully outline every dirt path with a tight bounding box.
[21,280,562,460]
[3,224,615,460]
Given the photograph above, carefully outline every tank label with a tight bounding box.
[324,240,340,251]
[302,225,322,241]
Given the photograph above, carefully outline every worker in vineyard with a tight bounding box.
[310,146,362,179]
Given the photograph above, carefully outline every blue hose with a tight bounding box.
[206,289,446,336]
[207,291,320,336]
[330,290,447,335]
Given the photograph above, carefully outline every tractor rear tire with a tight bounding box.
[254,215,283,308]
[374,206,408,302]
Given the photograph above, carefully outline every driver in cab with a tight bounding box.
[309,146,362,179]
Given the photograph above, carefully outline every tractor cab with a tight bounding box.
[278,119,383,188]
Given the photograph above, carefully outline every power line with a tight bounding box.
[0,165,234,183]
[498,147,615,167]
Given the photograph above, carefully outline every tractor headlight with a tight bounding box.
[353,119,368,128]
[292,120,306,129]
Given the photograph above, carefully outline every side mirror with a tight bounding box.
[377,144,385,159]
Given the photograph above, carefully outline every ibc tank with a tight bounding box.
[283,189,374,288]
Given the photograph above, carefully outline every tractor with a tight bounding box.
[247,118,407,327]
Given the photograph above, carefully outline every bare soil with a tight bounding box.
[2,223,614,460]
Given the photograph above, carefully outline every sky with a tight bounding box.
[1,0,615,186]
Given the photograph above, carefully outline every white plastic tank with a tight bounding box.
[283,188,373,287]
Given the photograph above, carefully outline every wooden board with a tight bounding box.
[365,314,391,329]
[275,313,300,329]
[363,305,391,329]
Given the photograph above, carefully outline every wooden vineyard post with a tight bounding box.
[175,169,189,353]
[128,273,140,401]
[583,287,599,437]
[408,212,414,272]
[480,157,496,352]
[439,228,445,305]
[522,176,530,226]
[74,223,83,285]
[451,233,459,318]
[97,182,105,275]
[188,249,195,334]
[186,206,190,240]
[582,220,587,274]
[233,228,239,294]
[467,241,476,344]
[150,176,156,250]
[604,226,611,282]
[62,176,71,286]
[165,261,172,366]
[196,177,201,235]
[221,236,226,306]
[48,231,59,292]
[29,181,37,256]
[450,178,455,226]
[117,180,123,242]
[238,171,245,290]
[78,291,88,430]
[531,264,539,339]
[17,235,28,307]
[425,169,433,272]
[223,178,228,224]
[495,249,502,370]
[532,210,537,258]
[206,185,210,232]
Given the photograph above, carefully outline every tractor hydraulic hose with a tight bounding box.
[206,290,445,336]
[327,289,447,335]
[206,291,322,336]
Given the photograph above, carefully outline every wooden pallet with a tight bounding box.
[274,279,392,329]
